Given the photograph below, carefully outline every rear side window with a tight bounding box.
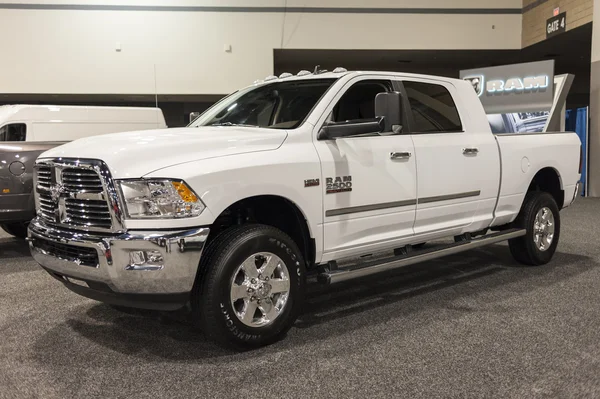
[403,81,462,133]
[0,123,27,141]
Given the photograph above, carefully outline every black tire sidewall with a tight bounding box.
[202,227,304,348]
[1,222,29,238]
[523,193,560,264]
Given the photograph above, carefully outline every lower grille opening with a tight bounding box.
[34,238,99,267]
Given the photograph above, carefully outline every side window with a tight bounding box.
[403,81,462,133]
[0,123,27,141]
[332,80,392,122]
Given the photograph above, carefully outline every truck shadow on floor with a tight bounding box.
[34,244,595,362]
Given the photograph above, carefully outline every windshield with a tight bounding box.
[190,78,337,129]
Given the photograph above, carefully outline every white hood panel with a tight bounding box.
[40,126,288,178]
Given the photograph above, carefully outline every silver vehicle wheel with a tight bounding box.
[230,252,291,328]
[533,206,555,252]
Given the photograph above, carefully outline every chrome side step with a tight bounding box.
[318,228,526,285]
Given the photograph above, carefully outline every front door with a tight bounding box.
[313,77,417,259]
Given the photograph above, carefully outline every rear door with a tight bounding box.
[399,78,499,235]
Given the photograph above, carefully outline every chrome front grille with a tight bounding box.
[34,159,122,232]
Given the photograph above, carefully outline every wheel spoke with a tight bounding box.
[260,303,279,322]
[536,210,544,224]
[270,278,290,294]
[240,257,260,279]
[260,255,280,277]
[231,283,249,301]
[534,232,541,247]
[242,300,258,324]
[541,209,550,222]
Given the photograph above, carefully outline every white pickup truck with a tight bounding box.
[28,70,581,350]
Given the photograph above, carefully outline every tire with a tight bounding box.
[192,224,306,350]
[1,222,29,239]
[509,191,560,266]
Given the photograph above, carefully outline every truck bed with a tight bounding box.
[492,131,581,227]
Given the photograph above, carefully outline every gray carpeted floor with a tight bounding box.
[1,198,600,398]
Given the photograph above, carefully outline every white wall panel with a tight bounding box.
[0,1,522,95]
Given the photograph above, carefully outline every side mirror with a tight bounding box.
[375,92,403,134]
[318,118,384,140]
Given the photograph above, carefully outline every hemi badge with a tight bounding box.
[304,179,320,187]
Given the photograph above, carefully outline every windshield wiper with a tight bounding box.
[208,122,257,127]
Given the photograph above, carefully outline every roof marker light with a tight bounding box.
[279,72,293,79]
[297,70,311,76]
[264,75,278,81]
[333,67,347,73]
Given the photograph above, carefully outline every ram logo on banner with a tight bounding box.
[460,60,555,114]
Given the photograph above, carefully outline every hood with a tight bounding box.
[40,126,288,178]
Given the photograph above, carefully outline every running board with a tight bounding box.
[318,228,526,285]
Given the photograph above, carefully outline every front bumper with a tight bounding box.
[28,218,209,310]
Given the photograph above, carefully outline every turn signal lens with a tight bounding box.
[172,181,199,203]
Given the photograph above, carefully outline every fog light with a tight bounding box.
[127,250,164,271]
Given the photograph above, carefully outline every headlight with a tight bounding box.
[118,179,205,219]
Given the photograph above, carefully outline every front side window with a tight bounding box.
[331,80,392,122]
[403,81,462,133]
[190,79,337,129]
[0,123,27,141]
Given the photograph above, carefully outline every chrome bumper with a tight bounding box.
[28,218,209,297]
[571,182,582,205]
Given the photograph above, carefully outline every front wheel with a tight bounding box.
[509,192,560,266]
[1,222,29,239]
[192,224,305,350]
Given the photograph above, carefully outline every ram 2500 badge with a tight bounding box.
[28,69,581,350]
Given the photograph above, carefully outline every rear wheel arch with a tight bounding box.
[527,167,564,209]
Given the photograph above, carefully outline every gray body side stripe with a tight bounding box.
[326,190,481,216]
[326,200,417,217]
[418,190,481,204]
[0,4,522,14]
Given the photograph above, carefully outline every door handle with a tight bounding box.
[390,151,411,160]
[463,147,479,155]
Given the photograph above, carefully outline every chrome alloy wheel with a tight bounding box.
[230,252,291,328]
[533,207,555,252]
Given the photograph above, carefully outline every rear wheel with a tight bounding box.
[509,192,560,266]
[192,224,305,350]
[1,222,29,239]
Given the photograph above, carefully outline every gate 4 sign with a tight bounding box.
[547,12,566,39]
